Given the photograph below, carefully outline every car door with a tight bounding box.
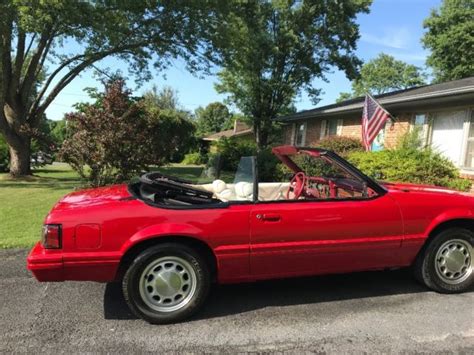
[249,193,403,279]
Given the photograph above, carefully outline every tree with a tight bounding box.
[422,0,474,82]
[195,102,233,136]
[0,1,220,176]
[337,53,427,100]
[143,85,182,112]
[60,79,195,186]
[336,92,353,103]
[215,0,371,150]
[141,86,196,162]
[49,119,68,147]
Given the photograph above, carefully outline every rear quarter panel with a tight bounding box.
[46,199,252,283]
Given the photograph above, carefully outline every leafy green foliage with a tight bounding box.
[335,92,353,103]
[207,137,281,182]
[195,102,234,136]
[143,86,182,111]
[181,152,206,166]
[316,136,364,156]
[141,86,196,163]
[422,0,474,82]
[49,120,68,148]
[338,53,426,99]
[215,0,371,149]
[209,138,257,172]
[0,135,9,172]
[1,1,223,175]
[347,131,472,192]
[60,79,195,186]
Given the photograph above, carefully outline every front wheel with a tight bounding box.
[415,228,473,293]
[122,243,210,324]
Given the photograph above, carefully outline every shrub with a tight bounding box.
[211,138,257,171]
[206,138,283,182]
[60,79,195,187]
[316,136,363,156]
[257,148,284,182]
[347,148,472,191]
[0,136,9,172]
[181,152,205,165]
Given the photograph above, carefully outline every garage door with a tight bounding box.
[431,110,466,165]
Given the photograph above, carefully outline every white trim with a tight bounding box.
[336,119,343,136]
[320,120,327,139]
[294,122,307,146]
[460,108,474,169]
[290,123,295,145]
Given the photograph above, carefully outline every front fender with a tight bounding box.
[424,208,474,237]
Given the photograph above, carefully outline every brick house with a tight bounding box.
[278,77,474,176]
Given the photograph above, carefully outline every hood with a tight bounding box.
[382,181,470,196]
[52,184,132,210]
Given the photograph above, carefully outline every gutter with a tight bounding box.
[278,85,474,122]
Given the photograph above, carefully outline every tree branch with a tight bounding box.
[0,14,13,100]
[20,25,54,103]
[12,28,26,95]
[23,33,37,60]
[29,43,147,126]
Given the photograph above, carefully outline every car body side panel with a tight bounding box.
[36,196,252,283]
[28,180,474,285]
[249,194,404,280]
[387,188,474,265]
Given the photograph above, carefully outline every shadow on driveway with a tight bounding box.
[104,268,432,321]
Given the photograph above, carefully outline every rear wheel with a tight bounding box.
[122,243,210,324]
[415,228,473,293]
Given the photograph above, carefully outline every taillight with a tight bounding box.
[41,224,62,249]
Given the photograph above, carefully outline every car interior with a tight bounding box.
[132,147,378,207]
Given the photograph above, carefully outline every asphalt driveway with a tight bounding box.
[1,249,473,353]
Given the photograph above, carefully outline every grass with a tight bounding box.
[0,163,233,249]
[0,163,83,248]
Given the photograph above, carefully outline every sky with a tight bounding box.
[44,0,442,121]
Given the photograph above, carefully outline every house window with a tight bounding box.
[413,113,429,145]
[464,110,474,168]
[294,122,306,146]
[320,119,343,139]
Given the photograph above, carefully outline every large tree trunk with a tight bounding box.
[6,132,31,177]
[254,117,269,152]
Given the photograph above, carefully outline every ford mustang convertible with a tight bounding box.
[27,145,473,323]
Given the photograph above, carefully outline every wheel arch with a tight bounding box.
[428,218,474,239]
[416,218,474,261]
[116,235,218,282]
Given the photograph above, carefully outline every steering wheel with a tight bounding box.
[287,172,306,200]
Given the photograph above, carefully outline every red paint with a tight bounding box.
[27,147,474,285]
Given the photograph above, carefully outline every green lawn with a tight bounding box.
[0,163,83,248]
[0,163,215,249]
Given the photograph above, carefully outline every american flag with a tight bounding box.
[362,94,391,151]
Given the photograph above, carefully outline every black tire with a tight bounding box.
[122,243,210,324]
[414,227,473,293]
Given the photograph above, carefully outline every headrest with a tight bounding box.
[218,189,234,201]
[235,181,253,198]
[212,179,227,193]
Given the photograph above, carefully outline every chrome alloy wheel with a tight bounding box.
[435,239,472,285]
[139,256,197,312]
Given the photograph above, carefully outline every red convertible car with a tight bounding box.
[27,146,473,323]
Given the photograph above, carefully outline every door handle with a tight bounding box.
[257,213,281,222]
